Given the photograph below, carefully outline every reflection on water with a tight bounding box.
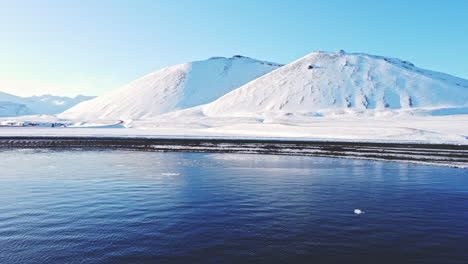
[0,150,467,264]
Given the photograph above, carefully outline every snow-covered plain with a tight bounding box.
[1,113,467,145]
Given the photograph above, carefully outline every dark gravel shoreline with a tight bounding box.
[1,136,467,168]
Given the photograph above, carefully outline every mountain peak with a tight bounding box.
[206,55,283,67]
[310,50,417,69]
[207,55,253,61]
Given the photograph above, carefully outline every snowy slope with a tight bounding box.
[203,50,468,117]
[0,101,33,117]
[61,56,283,120]
[0,91,94,116]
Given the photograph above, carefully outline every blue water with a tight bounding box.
[0,150,467,264]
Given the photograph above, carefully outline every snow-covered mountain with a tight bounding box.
[0,92,31,117]
[0,102,34,117]
[202,51,468,117]
[61,56,283,120]
[0,91,94,117]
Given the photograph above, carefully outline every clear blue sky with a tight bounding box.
[0,0,467,96]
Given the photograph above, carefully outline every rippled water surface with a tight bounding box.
[0,150,467,264]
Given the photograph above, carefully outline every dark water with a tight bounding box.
[0,150,467,264]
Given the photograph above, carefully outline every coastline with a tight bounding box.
[1,136,467,168]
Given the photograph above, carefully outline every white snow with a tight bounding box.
[0,113,467,145]
[201,51,468,117]
[60,56,282,120]
[1,50,468,150]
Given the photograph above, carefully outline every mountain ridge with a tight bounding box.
[0,91,94,117]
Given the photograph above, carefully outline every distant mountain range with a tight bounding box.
[0,91,94,117]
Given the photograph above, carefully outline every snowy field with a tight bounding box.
[1,113,467,145]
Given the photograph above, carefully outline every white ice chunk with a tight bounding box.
[354,209,365,215]
[161,173,181,176]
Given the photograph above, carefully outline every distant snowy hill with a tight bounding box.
[202,51,468,117]
[61,56,283,120]
[0,91,94,117]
